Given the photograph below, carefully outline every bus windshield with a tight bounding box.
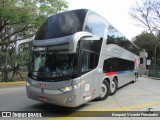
[29,47,78,81]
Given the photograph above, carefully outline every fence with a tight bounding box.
[148,65,160,78]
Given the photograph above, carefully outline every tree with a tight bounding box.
[133,31,155,58]
[0,0,68,81]
[129,0,160,65]
[133,31,160,66]
[0,0,68,44]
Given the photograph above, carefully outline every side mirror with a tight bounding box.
[15,38,33,55]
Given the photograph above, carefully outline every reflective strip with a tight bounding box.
[106,70,134,76]
[106,72,118,76]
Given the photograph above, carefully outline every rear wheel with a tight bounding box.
[136,73,139,79]
[96,80,110,100]
[132,73,137,83]
[110,78,118,95]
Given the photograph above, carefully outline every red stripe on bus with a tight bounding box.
[106,72,118,76]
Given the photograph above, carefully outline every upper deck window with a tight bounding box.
[107,25,139,55]
[35,9,87,40]
[84,12,107,38]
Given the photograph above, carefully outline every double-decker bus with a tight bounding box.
[26,9,139,107]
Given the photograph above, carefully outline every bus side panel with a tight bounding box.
[101,44,137,87]
[93,73,100,98]
[79,72,94,104]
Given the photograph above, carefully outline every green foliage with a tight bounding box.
[0,0,68,43]
[0,0,68,81]
[133,31,156,58]
[133,31,160,65]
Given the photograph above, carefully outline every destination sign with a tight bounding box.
[33,35,72,46]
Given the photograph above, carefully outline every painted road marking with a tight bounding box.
[85,95,138,111]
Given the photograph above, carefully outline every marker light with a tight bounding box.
[64,95,75,103]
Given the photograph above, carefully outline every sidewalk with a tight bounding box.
[140,75,160,80]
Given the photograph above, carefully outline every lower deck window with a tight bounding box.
[103,58,134,72]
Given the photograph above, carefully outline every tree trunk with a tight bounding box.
[2,69,8,81]
[11,65,24,81]
[153,43,157,65]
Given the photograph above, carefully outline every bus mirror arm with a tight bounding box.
[69,32,100,53]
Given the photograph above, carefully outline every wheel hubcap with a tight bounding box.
[110,81,116,93]
[100,83,107,98]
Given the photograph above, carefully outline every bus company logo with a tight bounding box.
[39,82,47,88]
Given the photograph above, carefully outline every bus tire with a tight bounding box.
[96,80,110,101]
[132,74,137,83]
[110,78,118,95]
[136,72,139,79]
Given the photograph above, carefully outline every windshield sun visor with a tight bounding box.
[33,32,96,53]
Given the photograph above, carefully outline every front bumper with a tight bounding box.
[26,85,81,107]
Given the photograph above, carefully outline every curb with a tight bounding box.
[0,81,26,86]
[140,75,160,80]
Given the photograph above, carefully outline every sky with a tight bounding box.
[66,0,144,40]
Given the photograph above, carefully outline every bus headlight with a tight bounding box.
[61,86,73,92]
[26,82,31,87]
[60,83,81,92]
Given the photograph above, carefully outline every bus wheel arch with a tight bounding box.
[110,76,118,95]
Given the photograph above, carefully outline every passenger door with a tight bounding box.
[78,36,102,103]
[79,51,95,102]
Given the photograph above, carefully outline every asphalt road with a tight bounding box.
[0,77,160,120]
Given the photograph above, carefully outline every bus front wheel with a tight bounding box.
[97,80,110,100]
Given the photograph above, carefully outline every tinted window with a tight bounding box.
[103,58,134,72]
[81,37,103,53]
[81,50,99,74]
[107,25,139,55]
[84,12,106,38]
[80,36,101,74]
[35,9,88,40]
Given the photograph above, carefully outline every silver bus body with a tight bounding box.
[26,9,139,107]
